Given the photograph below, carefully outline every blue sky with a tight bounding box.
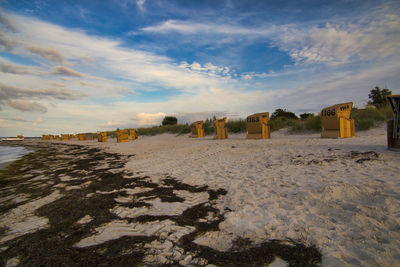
[0,0,399,136]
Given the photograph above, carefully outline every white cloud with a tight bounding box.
[27,45,64,63]
[7,99,47,113]
[141,19,276,36]
[98,119,134,129]
[50,82,66,87]
[137,0,146,12]
[0,82,86,101]
[141,11,400,66]
[136,112,166,126]
[280,15,400,65]
[0,81,87,113]
[51,66,85,77]
[178,61,233,78]
[0,60,32,74]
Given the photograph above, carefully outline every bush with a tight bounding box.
[351,106,392,131]
[288,121,305,133]
[305,115,321,131]
[137,124,190,136]
[202,119,246,135]
[204,126,215,135]
[269,117,297,131]
[162,116,178,125]
[378,105,393,120]
[270,109,298,120]
[226,119,246,133]
[356,119,375,131]
[288,115,321,133]
[299,113,314,120]
[351,107,385,122]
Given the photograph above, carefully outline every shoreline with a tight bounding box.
[0,161,12,170]
[0,144,33,171]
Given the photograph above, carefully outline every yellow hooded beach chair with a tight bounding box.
[321,102,355,138]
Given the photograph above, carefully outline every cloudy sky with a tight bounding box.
[0,0,399,136]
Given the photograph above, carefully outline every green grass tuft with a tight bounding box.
[356,119,375,131]
[137,124,191,136]
[351,106,391,131]
[287,115,321,133]
[304,115,322,131]
[270,117,298,132]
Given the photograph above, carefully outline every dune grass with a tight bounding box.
[287,116,321,133]
[202,119,247,135]
[137,124,191,136]
[351,106,391,131]
[226,119,246,133]
[270,117,298,132]
[104,125,190,137]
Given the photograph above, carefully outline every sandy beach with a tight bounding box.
[1,125,399,266]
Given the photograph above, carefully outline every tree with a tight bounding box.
[162,116,178,125]
[368,86,392,108]
[270,109,298,120]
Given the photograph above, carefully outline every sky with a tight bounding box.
[0,0,399,136]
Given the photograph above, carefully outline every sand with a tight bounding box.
[63,125,400,266]
[1,125,399,266]
[0,191,63,243]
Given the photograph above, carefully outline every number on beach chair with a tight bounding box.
[321,102,355,138]
[246,112,270,139]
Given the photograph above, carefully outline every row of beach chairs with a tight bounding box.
[41,98,400,150]
[42,129,138,143]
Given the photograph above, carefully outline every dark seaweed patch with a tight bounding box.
[181,237,321,267]
[349,151,379,163]
[291,149,380,166]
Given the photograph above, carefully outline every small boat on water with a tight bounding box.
[1,135,24,141]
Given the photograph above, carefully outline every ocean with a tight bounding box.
[0,146,32,168]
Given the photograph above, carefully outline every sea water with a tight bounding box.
[0,146,32,167]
